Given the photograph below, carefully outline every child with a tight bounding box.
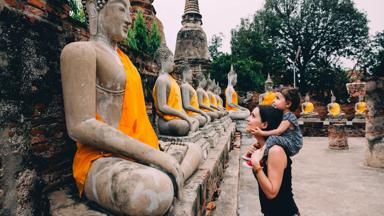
[243,87,303,168]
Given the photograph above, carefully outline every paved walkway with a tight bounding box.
[216,137,384,216]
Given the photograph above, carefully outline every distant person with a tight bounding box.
[242,87,303,165]
[246,105,300,216]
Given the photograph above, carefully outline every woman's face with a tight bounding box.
[100,0,132,42]
[246,107,265,133]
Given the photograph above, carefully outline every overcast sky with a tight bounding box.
[153,0,384,68]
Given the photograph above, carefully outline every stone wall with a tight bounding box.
[0,1,160,215]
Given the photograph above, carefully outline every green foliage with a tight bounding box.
[208,33,224,59]
[123,11,161,56]
[68,0,86,23]
[360,31,384,77]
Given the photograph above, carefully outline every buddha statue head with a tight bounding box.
[181,63,192,83]
[207,76,215,91]
[81,0,132,41]
[196,72,207,89]
[304,93,310,102]
[154,42,174,74]
[330,91,336,103]
[265,73,274,92]
[214,81,221,95]
[227,65,237,87]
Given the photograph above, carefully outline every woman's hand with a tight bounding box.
[251,145,266,167]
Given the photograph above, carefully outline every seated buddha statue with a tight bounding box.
[258,73,276,105]
[196,73,219,121]
[214,82,227,113]
[225,65,250,120]
[300,93,319,118]
[207,77,225,117]
[180,63,210,127]
[60,1,202,214]
[354,95,367,119]
[153,43,199,136]
[327,92,345,119]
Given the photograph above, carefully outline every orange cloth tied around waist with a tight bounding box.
[303,102,314,113]
[73,48,159,197]
[153,74,184,121]
[210,93,218,107]
[356,102,367,113]
[201,91,212,112]
[187,89,200,116]
[260,91,276,106]
[226,89,239,111]
[329,103,341,116]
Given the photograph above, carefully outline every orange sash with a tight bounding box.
[226,89,239,111]
[260,91,276,106]
[73,48,159,196]
[187,88,200,116]
[201,91,211,112]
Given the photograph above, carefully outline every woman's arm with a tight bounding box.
[252,145,287,199]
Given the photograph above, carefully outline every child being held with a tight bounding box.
[243,87,303,168]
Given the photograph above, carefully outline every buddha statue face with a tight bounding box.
[359,95,364,102]
[227,65,237,87]
[182,64,193,83]
[155,44,174,73]
[207,79,215,91]
[305,93,310,102]
[331,95,336,103]
[265,82,273,92]
[231,74,238,86]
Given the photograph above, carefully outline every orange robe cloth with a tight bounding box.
[226,89,239,111]
[303,102,314,113]
[201,91,212,112]
[260,91,276,106]
[153,74,185,121]
[356,102,367,113]
[73,48,159,197]
[186,88,200,116]
[329,103,341,116]
[209,93,218,107]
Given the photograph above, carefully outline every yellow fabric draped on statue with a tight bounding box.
[260,91,276,106]
[329,103,341,116]
[356,102,367,114]
[73,48,159,197]
[210,93,218,107]
[201,91,212,112]
[226,89,239,111]
[153,74,184,121]
[303,102,314,113]
[187,89,200,116]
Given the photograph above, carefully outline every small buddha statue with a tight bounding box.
[259,73,276,105]
[354,95,367,119]
[207,77,225,117]
[180,63,211,127]
[225,65,250,120]
[327,91,345,119]
[61,0,196,214]
[196,73,220,121]
[153,43,200,136]
[300,93,319,118]
[214,82,226,112]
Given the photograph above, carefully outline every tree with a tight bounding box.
[263,0,369,93]
[132,11,149,54]
[359,31,384,77]
[148,21,162,55]
[208,33,224,60]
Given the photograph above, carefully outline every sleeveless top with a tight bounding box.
[73,48,159,197]
[186,88,200,116]
[258,151,299,216]
[153,74,184,121]
[260,91,276,106]
[225,88,239,111]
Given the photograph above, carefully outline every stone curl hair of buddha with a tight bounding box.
[154,43,173,68]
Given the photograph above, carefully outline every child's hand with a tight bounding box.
[249,127,267,137]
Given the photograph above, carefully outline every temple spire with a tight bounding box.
[184,0,200,14]
[182,0,202,25]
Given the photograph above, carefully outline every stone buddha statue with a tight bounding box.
[206,77,225,117]
[225,65,250,120]
[180,63,211,127]
[152,43,199,136]
[259,73,276,105]
[300,93,319,118]
[354,95,367,119]
[214,81,225,111]
[327,91,345,119]
[196,73,219,121]
[60,1,201,215]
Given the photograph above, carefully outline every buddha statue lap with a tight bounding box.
[152,44,200,136]
[258,73,276,106]
[60,1,201,215]
[300,93,319,119]
[225,65,250,120]
[180,63,210,127]
[196,73,220,121]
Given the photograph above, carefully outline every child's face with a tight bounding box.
[273,92,288,110]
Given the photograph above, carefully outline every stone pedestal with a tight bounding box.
[200,124,219,149]
[328,124,349,150]
[211,119,225,136]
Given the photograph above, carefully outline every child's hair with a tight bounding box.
[280,87,300,112]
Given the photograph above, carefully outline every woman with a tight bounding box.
[247,105,300,216]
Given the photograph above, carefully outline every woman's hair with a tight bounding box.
[280,87,300,112]
[259,105,283,131]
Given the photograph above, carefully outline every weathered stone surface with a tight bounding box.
[328,124,349,150]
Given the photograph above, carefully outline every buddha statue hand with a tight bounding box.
[203,113,211,123]
[187,117,199,132]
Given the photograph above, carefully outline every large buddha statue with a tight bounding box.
[300,93,319,118]
[196,73,219,121]
[153,43,199,136]
[327,91,345,119]
[258,73,276,105]
[180,63,210,127]
[60,1,201,215]
[225,65,250,120]
[354,95,367,119]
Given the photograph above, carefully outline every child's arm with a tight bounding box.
[251,120,291,137]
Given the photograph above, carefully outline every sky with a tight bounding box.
[153,0,384,68]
